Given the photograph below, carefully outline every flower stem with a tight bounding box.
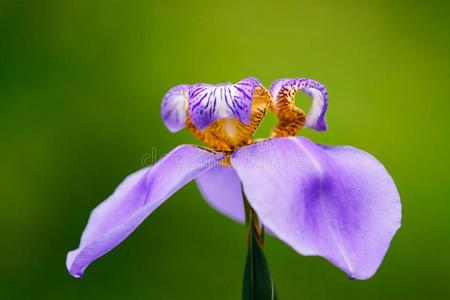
[242,189,277,300]
[243,193,264,247]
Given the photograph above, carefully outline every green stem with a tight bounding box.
[242,189,277,300]
[244,193,264,248]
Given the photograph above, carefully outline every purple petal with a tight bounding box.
[67,145,224,278]
[196,165,245,223]
[269,78,328,131]
[188,77,260,130]
[161,85,190,132]
[231,137,401,279]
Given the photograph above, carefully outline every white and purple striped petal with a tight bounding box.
[66,145,224,278]
[188,77,260,130]
[161,85,190,132]
[270,78,329,131]
[231,137,401,279]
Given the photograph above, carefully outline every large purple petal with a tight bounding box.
[231,137,401,279]
[269,78,328,131]
[161,84,190,132]
[67,145,224,278]
[188,77,260,130]
[196,165,245,223]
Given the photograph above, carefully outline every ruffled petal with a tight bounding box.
[231,137,401,279]
[269,78,328,131]
[196,165,245,223]
[161,85,190,132]
[67,145,224,278]
[188,77,260,130]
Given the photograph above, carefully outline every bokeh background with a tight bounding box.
[1,0,449,299]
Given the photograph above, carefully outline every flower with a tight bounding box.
[66,77,401,280]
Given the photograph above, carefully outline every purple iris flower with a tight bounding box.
[67,77,401,280]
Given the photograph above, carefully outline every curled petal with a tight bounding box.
[196,165,245,223]
[66,145,224,278]
[161,85,190,132]
[270,78,328,132]
[269,78,290,103]
[188,77,260,130]
[231,137,401,279]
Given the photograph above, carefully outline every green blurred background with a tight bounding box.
[1,0,449,299]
